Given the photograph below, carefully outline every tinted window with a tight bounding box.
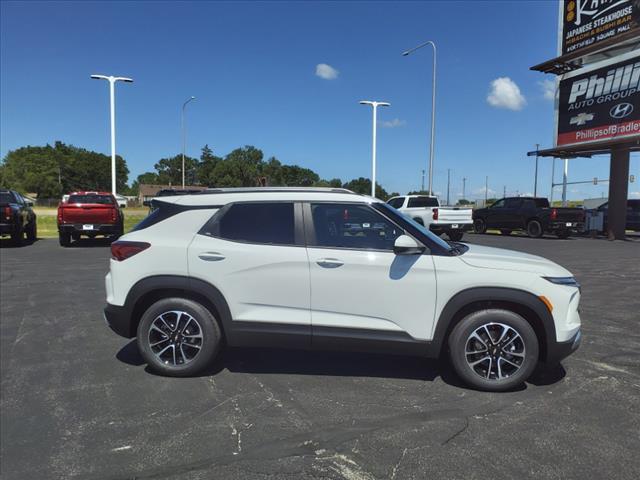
[491,199,505,208]
[533,198,549,208]
[504,198,522,208]
[68,194,115,205]
[310,203,403,251]
[387,197,405,209]
[407,196,438,208]
[1,192,15,203]
[628,200,640,212]
[217,203,295,245]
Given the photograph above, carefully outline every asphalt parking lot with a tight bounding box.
[1,233,639,480]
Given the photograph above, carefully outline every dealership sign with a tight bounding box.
[557,50,640,147]
[562,0,640,55]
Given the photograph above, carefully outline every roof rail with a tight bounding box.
[193,187,357,195]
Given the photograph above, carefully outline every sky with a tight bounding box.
[1,0,638,200]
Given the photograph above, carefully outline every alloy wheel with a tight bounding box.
[148,310,203,366]
[464,322,525,380]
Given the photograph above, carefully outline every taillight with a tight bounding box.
[111,208,117,222]
[550,208,558,220]
[432,208,439,220]
[57,207,63,223]
[111,241,150,261]
[3,206,11,221]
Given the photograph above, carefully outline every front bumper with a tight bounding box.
[545,329,581,364]
[59,223,120,235]
[104,303,135,338]
[429,223,473,234]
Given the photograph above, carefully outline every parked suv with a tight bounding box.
[0,189,37,246]
[104,188,581,391]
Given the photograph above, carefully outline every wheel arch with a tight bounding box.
[432,287,556,362]
[124,275,232,341]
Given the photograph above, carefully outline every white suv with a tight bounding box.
[104,188,581,391]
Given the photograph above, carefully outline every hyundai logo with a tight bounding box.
[609,103,634,119]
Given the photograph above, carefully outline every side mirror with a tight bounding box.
[393,235,425,255]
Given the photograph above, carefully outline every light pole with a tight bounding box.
[534,143,540,197]
[403,40,436,195]
[359,100,390,197]
[90,74,133,195]
[181,96,196,188]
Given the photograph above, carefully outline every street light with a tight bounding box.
[402,40,437,195]
[359,100,390,197]
[90,74,133,195]
[181,96,196,188]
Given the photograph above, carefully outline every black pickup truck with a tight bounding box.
[0,189,37,245]
[473,197,585,239]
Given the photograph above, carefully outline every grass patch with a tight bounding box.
[36,212,148,238]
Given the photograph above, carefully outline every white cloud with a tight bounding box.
[315,63,339,80]
[539,78,556,101]
[473,187,496,196]
[487,77,527,111]
[379,118,406,128]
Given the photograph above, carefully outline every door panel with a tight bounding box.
[305,202,437,341]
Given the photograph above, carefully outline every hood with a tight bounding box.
[459,243,572,277]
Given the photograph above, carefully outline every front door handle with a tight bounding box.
[198,252,226,262]
[316,258,344,268]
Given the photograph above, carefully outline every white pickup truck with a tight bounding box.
[387,195,473,241]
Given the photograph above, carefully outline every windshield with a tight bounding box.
[0,192,15,204]
[375,203,453,253]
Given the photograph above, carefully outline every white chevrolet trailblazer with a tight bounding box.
[104,188,581,391]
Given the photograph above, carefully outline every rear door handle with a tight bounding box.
[316,258,344,268]
[198,252,226,262]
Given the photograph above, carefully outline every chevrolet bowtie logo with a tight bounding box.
[570,112,594,126]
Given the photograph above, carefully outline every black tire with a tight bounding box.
[500,229,512,236]
[447,230,464,241]
[26,221,37,242]
[72,233,81,241]
[473,218,487,234]
[11,227,24,246]
[448,309,539,391]
[557,230,570,239]
[526,220,543,238]
[137,297,222,377]
[59,232,71,247]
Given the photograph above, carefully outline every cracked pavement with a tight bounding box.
[1,234,639,479]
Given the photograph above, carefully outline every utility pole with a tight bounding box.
[562,158,568,207]
[485,175,488,204]
[550,157,556,204]
[462,177,467,201]
[421,169,425,192]
[503,185,506,198]
[534,143,540,197]
[446,169,451,205]
[181,96,196,188]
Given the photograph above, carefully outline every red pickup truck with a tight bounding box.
[57,192,124,246]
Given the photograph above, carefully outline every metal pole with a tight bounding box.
[503,185,506,197]
[550,157,556,204]
[485,176,488,204]
[181,96,196,189]
[371,103,377,198]
[421,170,425,192]
[562,158,568,207]
[109,79,116,195]
[402,41,436,195]
[534,143,539,197]
[462,177,467,201]
[446,169,450,205]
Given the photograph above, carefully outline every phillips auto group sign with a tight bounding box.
[557,51,640,147]
[562,0,640,55]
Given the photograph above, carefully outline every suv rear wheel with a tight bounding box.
[137,297,222,377]
[526,220,543,238]
[448,309,539,391]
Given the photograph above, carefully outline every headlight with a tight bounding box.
[543,276,580,288]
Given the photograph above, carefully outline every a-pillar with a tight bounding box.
[607,147,630,240]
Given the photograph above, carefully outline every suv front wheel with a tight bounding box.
[137,297,222,377]
[448,309,539,391]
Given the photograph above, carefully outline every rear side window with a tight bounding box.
[68,194,114,205]
[504,198,522,208]
[206,203,295,245]
[387,197,405,209]
[407,196,438,208]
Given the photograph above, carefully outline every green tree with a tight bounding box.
[198,144,222,187]
[154,154,200,186]
[342,177,391,200]
[212,146,264,187]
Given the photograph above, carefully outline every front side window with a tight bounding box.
[491,199,505,208]
[387,197,405,209]
[505,198,522,208]
[217,202,295,245]
[310,203,403,251]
